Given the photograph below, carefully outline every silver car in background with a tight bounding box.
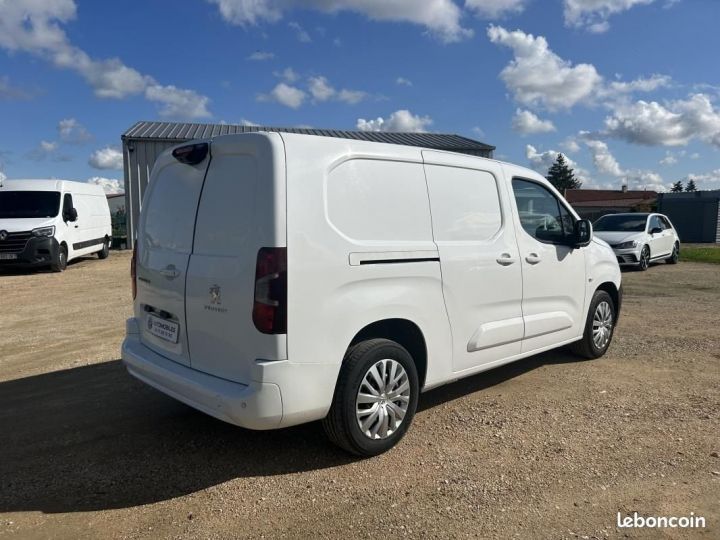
[593,213,680,271]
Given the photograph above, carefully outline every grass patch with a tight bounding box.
[681,246,720,264]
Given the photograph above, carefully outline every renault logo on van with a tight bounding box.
[0,230,7,241]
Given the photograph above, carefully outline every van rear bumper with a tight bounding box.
[122,319,283,430]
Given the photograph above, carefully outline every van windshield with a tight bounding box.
[594,214,647,232]
[0,191,61,219]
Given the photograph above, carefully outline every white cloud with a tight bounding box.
[487,25,602,110]
[308,76,335,101]
[396,77,413,87]
[259,82,307,108]
[247,51,275,61]
[0,170,5,184]
[472,126,485,138]
[659,152,677,166]
[563,0,658,32]
[0,1,211,118]
[604,94,720,148]
[274,67,299,82]
[87,176,123,195]
[288,21,311,42]
[357,109,433,132]
[605,74,671,95]
[89,146,123,170]
[308,76,368,104]
[466,0,527,18]
[337,89,367,104]
[58,118,92,143]
[584,139,625,176]
[145,84,211,118]
[208,0,472,43]
[561,137,581,153]
[512,109,556,134]
[40,140,58,153]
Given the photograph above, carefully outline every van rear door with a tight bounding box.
[184,133,287,384]
[135,142,210,367]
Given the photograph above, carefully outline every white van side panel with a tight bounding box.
[66,192,111,259]
[281,134,453,424]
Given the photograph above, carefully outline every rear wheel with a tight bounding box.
[323,338,419,456]
[98,238,110,259]
[667,243,679,264]
[571,290,616,359]
[638,246,650,271]
[51,244,67,272]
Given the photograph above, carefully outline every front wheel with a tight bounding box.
[638,246,650,271]
[570,290,616,359]
[323,339,419,456]
[667,243,679,264]
[98,238,110,259]
[50,244,67,272]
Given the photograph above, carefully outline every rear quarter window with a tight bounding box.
[326,159,432,243]
[424,165,502,242]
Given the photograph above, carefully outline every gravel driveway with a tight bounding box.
[1,253,718,539]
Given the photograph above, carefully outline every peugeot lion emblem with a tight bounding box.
[0,230,7,241]
[209,284,222,305]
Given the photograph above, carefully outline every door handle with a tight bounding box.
[496,253,516,266]
[525,253,541,265]
[159,265,180,279]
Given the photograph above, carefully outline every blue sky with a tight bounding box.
[1,0,719,194]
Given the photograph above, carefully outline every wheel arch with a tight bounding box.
[348,318,428,389]
[596,281,621,322]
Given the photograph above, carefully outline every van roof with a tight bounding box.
[123,121,496,156]
[0,179,106,195]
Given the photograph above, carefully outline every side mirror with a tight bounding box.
[64,208,78,222]
[573,219,592,248]
[650,227,662,235]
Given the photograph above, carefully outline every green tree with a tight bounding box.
[670,181,684,192]
[546,153,582,191]
[686,179,697,192]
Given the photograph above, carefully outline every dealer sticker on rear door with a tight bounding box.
[146,314,179,344]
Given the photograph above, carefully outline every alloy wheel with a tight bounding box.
[356,359,411,440]
[592,301,613,350]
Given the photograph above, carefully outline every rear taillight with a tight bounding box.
[252,247,287,334]
[131,244,137,300]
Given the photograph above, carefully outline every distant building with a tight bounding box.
[565,186,658,221]
[658,190,720,243]
[106,192,125,213]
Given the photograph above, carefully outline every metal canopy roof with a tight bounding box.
[122,121,495,154]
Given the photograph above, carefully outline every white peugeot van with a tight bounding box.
[122,133,622,456]
[0,179,112,272]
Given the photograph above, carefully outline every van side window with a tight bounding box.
[660,216,672,229]
[424,165,502,242]
[511,179,571,244]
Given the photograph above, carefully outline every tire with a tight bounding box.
[571,290,616,359]
[638,245,650,271]
[51,244,68,272]
[98,238,110,259]
[667,243,679,264]
[322,338,419,457]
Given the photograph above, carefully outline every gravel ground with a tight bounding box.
[0,252,718,539]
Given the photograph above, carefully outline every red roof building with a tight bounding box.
[564,187,658,220]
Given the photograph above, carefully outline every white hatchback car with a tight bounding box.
[593,213,680,271]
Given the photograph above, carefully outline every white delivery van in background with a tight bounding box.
[122,133,622,456]
[0,180,112,272]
